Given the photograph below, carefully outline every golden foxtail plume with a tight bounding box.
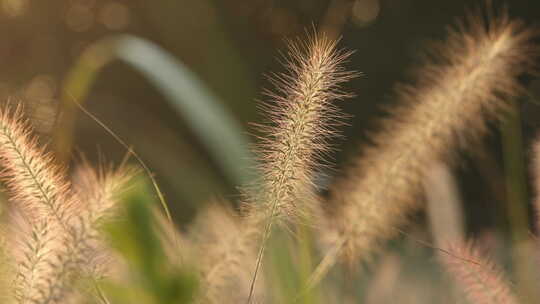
[0,105,79,302]
[250,32,355,222]
[6,210,60,304]
[190,203,261,304]
[440,241,518,304]
[246,32,355,302]
[70,160,136,279]
[72,159,136,225]
[0,105,133,302]
[0,106,78,223]
[314,9,537,281]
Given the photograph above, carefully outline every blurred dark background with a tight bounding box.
[2,0,540,229]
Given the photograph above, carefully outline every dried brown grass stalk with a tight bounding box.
[319,10,537,273]
[441,241,518,304]
[532,138,540,230]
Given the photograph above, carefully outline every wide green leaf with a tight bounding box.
[55,35,254,186]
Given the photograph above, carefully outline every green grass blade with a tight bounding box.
[55,35,253,186]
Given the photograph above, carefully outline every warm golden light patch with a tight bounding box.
[351,0,380,26]
[2,0,28,18]
[65,3,94,32]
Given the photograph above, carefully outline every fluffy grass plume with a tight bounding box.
[0,106,79,223]
[70,160,136,279]
[251,32,355,222]
[321,9,537,269]
[190,203,261,304]
[0,105,79,302]
[246,32,355,301]
[72,159,135,224]
[0,105,132,303]
[441,242,518,304]
[6,211,61,304]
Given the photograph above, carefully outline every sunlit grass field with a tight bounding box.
[0,1,539,303]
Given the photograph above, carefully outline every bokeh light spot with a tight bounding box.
[99,2,130,31]
[2,0,28,18]
[352,0,380,27]
[66,3,94,32]
[24,74,56,102]
[24,75,57,133]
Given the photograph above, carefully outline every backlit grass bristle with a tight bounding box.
[441,241,518,304]
[251,32,355,223]
[6,210,60,304]
[245,32,356,302]
[0,105,79,302]
[70,160,136,278]
[0,105,133,302]
[322,10,537,267]
[72,159,136,224]
[0,106,78,222]
[190,203,261,304]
